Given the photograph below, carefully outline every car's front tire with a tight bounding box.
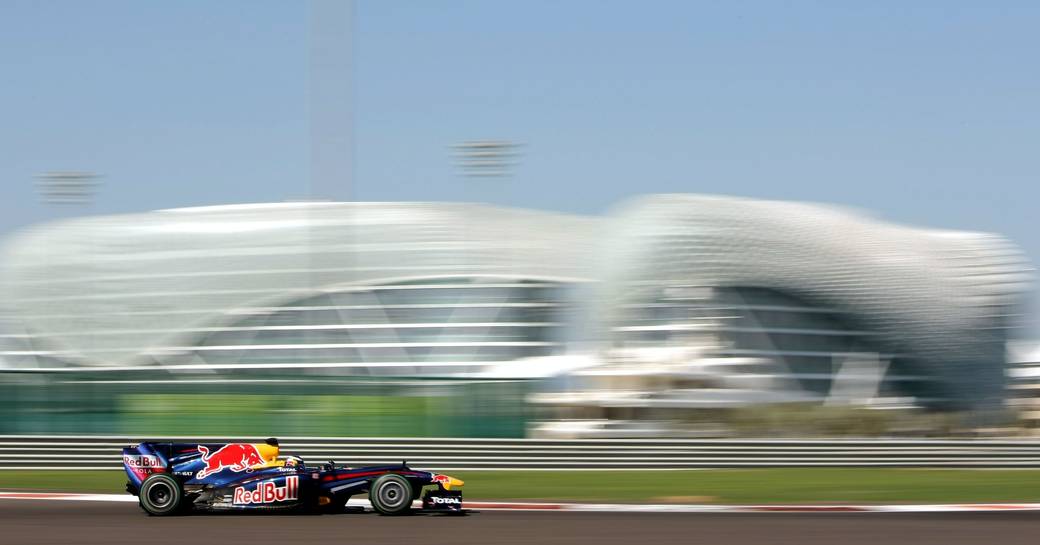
[369,474,413,515]
[138,474,182,516]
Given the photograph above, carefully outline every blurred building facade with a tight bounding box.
[1009,343,1040,435]
[0,202,595,373]
[531,195,1031,436]
[0,196,1031,437]
[0,202,596,436]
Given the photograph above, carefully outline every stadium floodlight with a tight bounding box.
[451,140,522,177]
[34,171,100,204]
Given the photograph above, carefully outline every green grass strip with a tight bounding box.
[3,469,1040,504]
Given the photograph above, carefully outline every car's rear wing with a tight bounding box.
[122,442,171,494]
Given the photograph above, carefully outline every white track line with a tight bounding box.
[0,492,138,503]
[2,492,1040,513]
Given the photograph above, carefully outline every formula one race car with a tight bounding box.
[122,438,465,516]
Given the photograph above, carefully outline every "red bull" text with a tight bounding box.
[123,454,164,468]
[195,444,266,479]
[232,476,299,505]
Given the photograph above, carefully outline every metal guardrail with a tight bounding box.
[2,436,1040,470]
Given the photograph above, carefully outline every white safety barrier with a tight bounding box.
[2,435,1040,470]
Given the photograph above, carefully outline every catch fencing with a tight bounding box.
[3,435,1040,470]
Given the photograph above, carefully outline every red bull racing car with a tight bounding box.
[122,438,465,516]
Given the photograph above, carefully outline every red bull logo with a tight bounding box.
[124,454,165,481]
[195,443,267,479]
[232,476,298,505]
[431,474,451,484]
[123,454,164,469]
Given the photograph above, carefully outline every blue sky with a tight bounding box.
[2,1,1038,332]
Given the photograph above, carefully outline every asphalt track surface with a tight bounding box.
[3,500,1040,545]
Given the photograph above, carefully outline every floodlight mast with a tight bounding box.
[451,140,522,178]
[34,171,100,205]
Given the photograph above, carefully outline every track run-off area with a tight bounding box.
[2,497,1040,545]
[4,491,1040,513]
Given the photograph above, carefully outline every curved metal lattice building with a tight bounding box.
[0,195,1031,412]
[597,194,1032,409]
[0,202,597,375]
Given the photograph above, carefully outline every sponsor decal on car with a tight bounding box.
[123,454,164,469]
[232,476,299,505]
[196,443,267,479]
[430,473,463,490]
[429,496,461,505]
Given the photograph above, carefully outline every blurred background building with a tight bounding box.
[0,202,595,373]
[1009,342,1040,434]
[0,194,1032,437]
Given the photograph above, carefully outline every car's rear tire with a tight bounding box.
[138,474,182,516]
[369,474,413,515]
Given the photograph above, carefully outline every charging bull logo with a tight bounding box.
[432,474,451,484]
[232,476,299,505]
[195,444,266,479]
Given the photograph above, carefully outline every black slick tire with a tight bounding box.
[369,474,413,515]
[138,474,182,516]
